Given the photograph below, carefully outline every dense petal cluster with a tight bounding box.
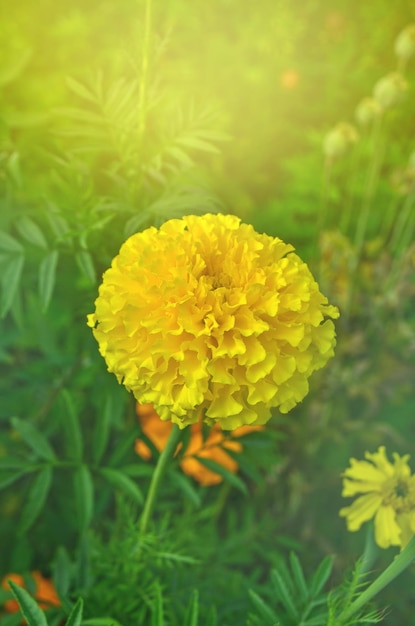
[88,214,339,429]
[340,447,415,549]
[2,571,60,613]
[135,403,263,486]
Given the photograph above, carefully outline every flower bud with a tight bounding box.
[323,122,358,159]
[394,24,415,61]
[373,72,407,110]
[354,97,381,127]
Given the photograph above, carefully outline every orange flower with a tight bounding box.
[135,403,263,486]
[2,571,60,613]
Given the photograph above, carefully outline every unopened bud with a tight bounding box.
[323,122,358,159]
[394,24,415,61]
[355,97,382,126]
[373,72,407,110]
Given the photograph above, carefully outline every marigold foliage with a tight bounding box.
[340,446,415,549]
[88,214,339,429]
[135,402,263,486]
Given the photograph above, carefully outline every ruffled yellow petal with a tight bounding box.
[374,505,401,548]
[339,492,382,531]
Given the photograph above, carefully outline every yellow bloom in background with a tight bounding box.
[2,571,60,613]
[135,403,263,486]
[340,447,415,549]
[88,214,339,430]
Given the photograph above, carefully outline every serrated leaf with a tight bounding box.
[75,250,96,284]
[66,77,97,104]
[19,466,53,533]
[15,217,47,249]
[99,467,143,504]
[11,417,56,461]
[73,465,94,531]
[183,589,199,626]
[309,555,334,598]
[39,250,59,311]
[248,590,278,625]
[65,598,83,626]
[7,580,48,626]
[195,457,248,494]
[61,390,83,461]
[0,232,23,253]
[1,254,24,318]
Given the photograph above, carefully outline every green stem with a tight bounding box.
[354,112,384,261]
[139,423,181,535]
[340,535,415,623]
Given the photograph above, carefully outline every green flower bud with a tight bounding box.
[394,24,415,61]
[323,122,359,159]
[355,97,382,126]
[373,72,408,110]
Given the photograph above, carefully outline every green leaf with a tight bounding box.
[183,589,199,626]
[19,466,53,533]
[66,77,97,104]
[1,254,24,318]
[176,136,221,154]
[170,471,201,508]
[249,590,279,625]
[99,467,143,504]
[75,250,96,284]
[0,469,35,490]
[11,417,57,461]
[65,598,83,626]
[53,546,72,599]
[61,390,83,462]
[15,217,47,249]
[309,555,334,598]
[7,579,48,626]
[151,584,164,626]
[195,457,248,495]
[270,569,299,622]
[92,394,113,465]
[0,231,23,253]
[289,552,309,604]
[82,617,122,626]
[39,250,59,311]
[73,465,94,531]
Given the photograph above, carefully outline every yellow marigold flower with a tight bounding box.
[88,214,339,429]
[2,571,60,613]
[135,402,263,486]
[340,447,415,549]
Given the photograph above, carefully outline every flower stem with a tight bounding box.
[339,535,415,623]
[139,423,181,535]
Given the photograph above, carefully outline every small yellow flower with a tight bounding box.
[340,447,415,549]
[88,214,339,430]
